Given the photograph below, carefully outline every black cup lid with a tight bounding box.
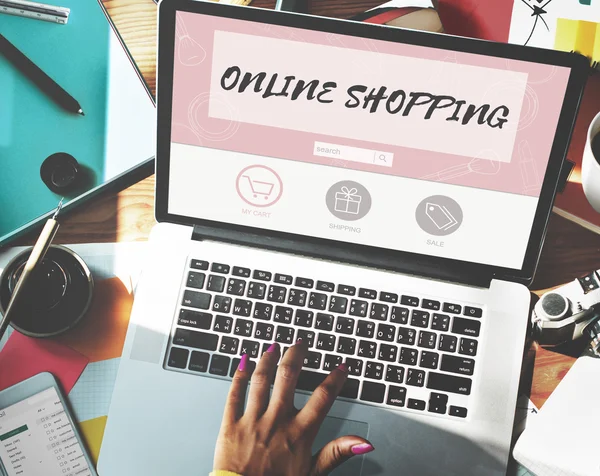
[40,153,80,194]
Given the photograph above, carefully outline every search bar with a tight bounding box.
[313,142,394,168]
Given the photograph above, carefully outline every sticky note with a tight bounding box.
[555,19,600,63]
[78,415,107,467]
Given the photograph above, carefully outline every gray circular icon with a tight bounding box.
[326,180,372,221]
[416,195,463,236]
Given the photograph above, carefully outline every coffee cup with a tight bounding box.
[582,111,600,213]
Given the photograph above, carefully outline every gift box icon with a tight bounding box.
[334,186,362,214]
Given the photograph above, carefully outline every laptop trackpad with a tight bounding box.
[311,416,369,476]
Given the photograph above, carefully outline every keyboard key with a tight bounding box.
[303,351,322,369]
[370,303,389,321]
[438,334,457,353]
[407,398,426,411]
[182,290,211,310]
[427,372,472,395]
[178,310,212,330]
[240,339,260,358]
[379,291,398,303]
[329,296,348,314]
[308,292,328,311]
[431,313,450,331]
[233,299,252,317]
[297,329,315,348]
[274,306,293,324]
[401,295,419,307]
[213,315,233,333]
[288,289,308,307]
[275,326,295,344]
[274,273,293,285]
[207,275,226,293]
[419,351,439,369]
[296,371,359,399]
[209,354,230,376]
[323,354,343,371]
[187,271,205,289]
[358,340,377,359]
[406,368,425,387]
[268,285,287,303]
[360,381,386,403]
[316,280,335,292]
[349,299,368,317]
[227,278,246,296]
[234,319,253,337]
[358,288,377,299]
[229,358,256,377]
[356,320,375,338]
[345,358,363,377]
[211,263,230,274]
[253,270,272,281]
[390,306,409,324]
[247,282,267,299]
[418,331,437,349]
[452,317,481,337]
[449,406,468,418]
[428,392,448,414]
[253,302,273,321]
[213,295,232,313]
[173,329,218,351]
[336,316,355,335]
[338,284,356,296]
[459,338,478,356]
[422,299,440,311]
[190,259,209,270]
[295,277,314,288]
[376,323,395,342]
[219,336,240,355]
[255,322,274,341]
[365,361,384,380]
[399,347,418,366]
[385,365,405,384]
[232,266,251,278]
[410,310,430,328]
[464,306,483,318]
[261,342,272,356]
[443,302,462,314]
[337,337,356,355]
[378,343,398,362]
[167,347,188,369]
[188,351,209,372]
[316,333,336,351]
[315,313,334,331]
[440,355,475,376]
[295,309,314,327]
[387,385,406,407]
[397,327,416,345]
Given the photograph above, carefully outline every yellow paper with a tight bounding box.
[555,18,600,63]
[78,416,108,467]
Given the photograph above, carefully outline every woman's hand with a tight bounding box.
[213,340,374,475]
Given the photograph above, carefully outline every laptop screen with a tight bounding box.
[167,11,572,271]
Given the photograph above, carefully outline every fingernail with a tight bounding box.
[238,353,248,372]
[337,363,348,373]
[267,342,279,353]
[351,443,374,455]
[296,338,303,345]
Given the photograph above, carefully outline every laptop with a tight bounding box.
[98,1,588,474]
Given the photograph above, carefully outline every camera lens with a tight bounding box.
[8,259,68,311]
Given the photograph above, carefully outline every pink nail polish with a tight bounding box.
[296,338,303,345]
[337,363,348,373]
[351,443,374,455]
[267,342,278,353]
[238,353,248,372]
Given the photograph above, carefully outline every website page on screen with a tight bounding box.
[168,11,571,270]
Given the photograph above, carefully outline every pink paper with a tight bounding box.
[0,331,89,393]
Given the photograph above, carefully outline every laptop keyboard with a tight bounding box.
[164,258,483,420]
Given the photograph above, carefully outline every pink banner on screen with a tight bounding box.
[171,12,571,197]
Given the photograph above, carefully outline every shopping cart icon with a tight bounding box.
[242,175,275,200]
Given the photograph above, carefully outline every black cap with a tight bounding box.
[40,153,80,194]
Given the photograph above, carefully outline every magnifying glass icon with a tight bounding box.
[378,154,387,163]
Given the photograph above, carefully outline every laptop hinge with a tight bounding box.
[191,225,493,289]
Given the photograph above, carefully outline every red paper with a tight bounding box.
[438,0,513,42]
[0,331,89,393]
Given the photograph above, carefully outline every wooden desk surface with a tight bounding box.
[15,0,600,410]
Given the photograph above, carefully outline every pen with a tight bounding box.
[0,199,63,342]
[0,34,84,115]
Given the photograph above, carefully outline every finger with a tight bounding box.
[245,342,280,418]
[268,339,308,415]
[222,353,252,423]
[310,436,374,476]
[296,362,348,433]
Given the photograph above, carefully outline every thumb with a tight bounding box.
[310,435,374,476]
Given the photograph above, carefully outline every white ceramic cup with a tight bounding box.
[582,111,600,213]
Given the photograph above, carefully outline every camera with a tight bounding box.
[532,270,600,356]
